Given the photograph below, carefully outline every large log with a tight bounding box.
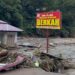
[40,52,63,60]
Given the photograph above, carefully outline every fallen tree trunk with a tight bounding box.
[40,52,63,60]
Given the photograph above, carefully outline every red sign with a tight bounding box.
[36,11,61,29]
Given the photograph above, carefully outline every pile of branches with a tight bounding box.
[39,53,64,73]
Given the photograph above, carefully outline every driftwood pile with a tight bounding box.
[39,53,75,72]
[0,48,75,73]
[0,50,35,72]
[39,53,64,72]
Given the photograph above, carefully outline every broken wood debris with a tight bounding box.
[0,49,75,73]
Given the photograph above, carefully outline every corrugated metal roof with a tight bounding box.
[0,20,23,32]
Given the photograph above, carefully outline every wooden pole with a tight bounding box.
[46,29,49,53]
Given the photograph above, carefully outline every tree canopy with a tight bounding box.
[0,0,75,37]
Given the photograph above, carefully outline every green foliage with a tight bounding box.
[0,0,75,37]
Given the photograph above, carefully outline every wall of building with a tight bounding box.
[0,32,5,44]
[6,32,17,47]
[0,32,17,47]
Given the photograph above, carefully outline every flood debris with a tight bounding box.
[0,44,18,50]
[0,48,8,62]
[18,42,41,49]
[39,53,64,73]
[39,53,75,73]
[0,52,35,72]
[0,55,24,71]
[49,43,56,47]
[0,50,8,57]
[0,51,35,72]
[0,48,75,73]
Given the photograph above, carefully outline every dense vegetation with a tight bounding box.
[0,0,75,37]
